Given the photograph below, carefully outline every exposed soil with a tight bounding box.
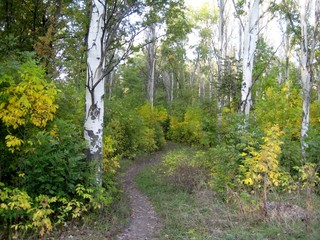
[116,152,163,240]
[55,151,163,240]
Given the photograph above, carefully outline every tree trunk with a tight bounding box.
[108,71,114,101]
[84,0,106,186]
[171,72,174,102]
[209,58,213,100]
[163,71,171,104]
[299,0,319,156]
[146,24,156,108]
[217,0,225,109]
[240,0,259,116]
[317,71,320,102]
[285,19,290,83]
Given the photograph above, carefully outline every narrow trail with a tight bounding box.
[116,151,163,240]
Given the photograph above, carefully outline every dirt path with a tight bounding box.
[116,152,162,240]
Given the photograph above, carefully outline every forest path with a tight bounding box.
[116,150,163,240]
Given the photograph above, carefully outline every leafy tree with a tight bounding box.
[240,125,284,214]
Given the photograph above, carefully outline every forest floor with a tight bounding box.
[115,151,163,240]
[55,144,320,240]
[56,149,165,240]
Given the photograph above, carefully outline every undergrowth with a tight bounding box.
[136,150,320,240]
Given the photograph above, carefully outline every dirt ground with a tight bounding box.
[56,151,163,240]
[116,152,163,240]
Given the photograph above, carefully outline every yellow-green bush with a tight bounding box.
[168,106,204,144]
[0,183,107,239]
[105,102,167,161]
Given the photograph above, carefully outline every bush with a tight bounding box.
[105,102,167,160]
[0,183,104,239]
[205,145,242,194]
[168,106,204,144]
[22,120,88,197]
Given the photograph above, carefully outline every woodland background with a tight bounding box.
[0,0,319,239]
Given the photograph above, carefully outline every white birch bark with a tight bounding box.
[217,0,225,109]
[299,0,319,155]
[84,0,106,185]
[285,18,291,83]
[240,0,259,116]
[146,24,156,107]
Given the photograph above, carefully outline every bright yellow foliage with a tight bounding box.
[103,135,120,174]
[5,135,24,153]
[138,102,168,124]
[0,72,58,129]
[298,163,320,189]
[0,62,58,152]
[0,183,97,238]
[254,86,301,137]
[240,125,284,188]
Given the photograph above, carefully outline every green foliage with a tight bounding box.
[306,125,320,166]
[55,81,85,129]
[0,60,58,152]
[22,120,88,197]
[0,183,108,239]
[206,145,242,194]
[253,84,302,172]
[105,101,167,162]
[240,125,283,187]
[168,106,204,144]
[254,85,301,134]
[297,163,320,190]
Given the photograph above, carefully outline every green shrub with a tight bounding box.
[206,145,241,194]
[306,125,320,166]
[0,183,106,239]
[168,106,204,144]
[105,102,167,160]
[22,120,88,197]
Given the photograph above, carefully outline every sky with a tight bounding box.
[185,0,210,9]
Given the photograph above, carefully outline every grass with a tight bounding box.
[136,159,320,240]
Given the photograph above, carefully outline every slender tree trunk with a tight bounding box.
[217,0,225,110]
[209,58,213,100]
[146,24,156,107]
[317,71,320,102]
[240,0,259,116]
[238,21,243,60]
[108,71,113,101]
[84,0,106,185]
[171,72,174,102]
[299,0,319,156]
[285,20,290,83]
[163,71,171,104]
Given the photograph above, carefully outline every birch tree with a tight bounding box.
[299,0,319,155]
[84,0,106,185]
[146,24,157,107]
[84,0,144,185]
[240,0,260,116]
[217,0,226,108]
[84,0,186,184]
